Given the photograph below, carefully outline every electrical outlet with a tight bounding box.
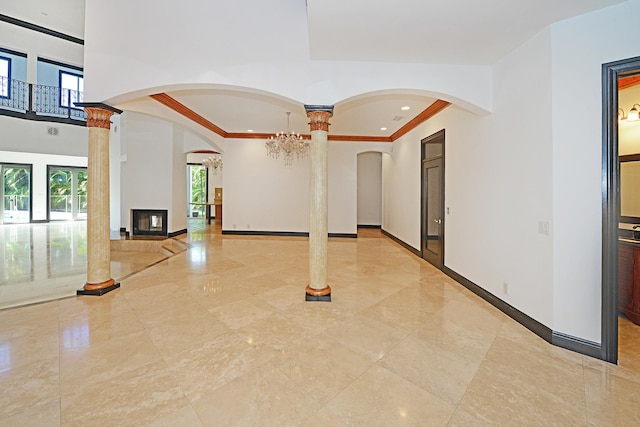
[538,221,551,236]
[503,282,509,295]
[538,221,550,235]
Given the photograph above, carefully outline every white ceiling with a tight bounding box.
[1,0,85,38]
[307,0,627,65]
[1,0,628,141]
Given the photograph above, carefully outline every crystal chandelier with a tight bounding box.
[202,155,223,174]
[265,112,309,166]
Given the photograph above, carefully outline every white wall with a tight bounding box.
[223,138,389,234]
[383,27,555,329]
[381,0,640,343]
[0,18,83,83]
[550,0,640,342]
[0,115,87,157]
[83,1,492,115]
[119,112,188,234]
[171,126,187,232]
[357,152,382,226]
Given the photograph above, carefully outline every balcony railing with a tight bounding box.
[0,76,86,123]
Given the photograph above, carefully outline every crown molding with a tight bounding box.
[150,93,448,143]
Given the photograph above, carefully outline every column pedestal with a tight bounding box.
[305,105,333,302]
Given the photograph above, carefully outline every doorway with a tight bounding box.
[48,166,88,221]
[421,130,445,269]
[602,55,640,364]
[187,164,207,218]
[1,163,31,224]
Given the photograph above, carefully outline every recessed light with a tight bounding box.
[380,127,388,131]
[401,106,410,111]
[247,129,254,133]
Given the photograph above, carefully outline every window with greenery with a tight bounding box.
[0,56,10,98]
[49,167,88,221]
[2,164,30,224]
[188,165,206,218]
[59,70,83,107]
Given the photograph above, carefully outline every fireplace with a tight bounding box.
[132,209,168,236]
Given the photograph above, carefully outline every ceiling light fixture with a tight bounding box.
[619,104,640,123]
[401,106,410,111]
[202,155,223,175]
[380,127,388,131]
[265,112,309,166]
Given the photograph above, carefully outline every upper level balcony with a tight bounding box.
[0,76,86,126]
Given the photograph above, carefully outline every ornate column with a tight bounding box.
[304,105,334,302]
[76,103,122,296]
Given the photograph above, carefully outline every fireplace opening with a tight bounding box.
[132,209,168,237]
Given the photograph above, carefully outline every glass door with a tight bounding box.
[421,130,445,270]
[187,164,207,218]
[48,166,88,221]
[422,158,443,268]
[1,163,31,224]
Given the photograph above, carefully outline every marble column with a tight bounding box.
[76,104,121,296]
[304,105,333,302]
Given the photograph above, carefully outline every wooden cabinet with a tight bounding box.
[618,241,640,325]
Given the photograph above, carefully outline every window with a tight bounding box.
[59,71,83,108]
[0,57,10,98]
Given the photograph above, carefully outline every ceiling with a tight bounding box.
[1,0,629,145]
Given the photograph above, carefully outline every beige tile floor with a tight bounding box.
[1,222,640,425]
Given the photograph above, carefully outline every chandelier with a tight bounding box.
[265,112,309,166]
[202,155,223,174]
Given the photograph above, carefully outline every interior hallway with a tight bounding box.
[0,222,639,425]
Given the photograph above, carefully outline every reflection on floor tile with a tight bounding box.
[0,222,639,425]
[0,222,183,309]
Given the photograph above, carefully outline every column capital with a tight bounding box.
[83,108,114,129]
[76,102,122,130]
[304,105,334,132]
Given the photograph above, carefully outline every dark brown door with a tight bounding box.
[422,158,443,268]
[421,130,445,269]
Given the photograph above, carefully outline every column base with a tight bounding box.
[77,279,120,296]
[305,285,331,302]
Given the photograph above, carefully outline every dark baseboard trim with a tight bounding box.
[381,228,422,257]
[357,224,381,229]
[378,228,603,359]
[31,219,48,224]
[223,230,308,237]
[168,229,187,238]
[222,230,356,238]
[329,233,357,238]
[551,331,602,359]
[442,267,553,342]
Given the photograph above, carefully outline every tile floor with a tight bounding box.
[0,221,639,425]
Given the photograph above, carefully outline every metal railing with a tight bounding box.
[0,76,86,121]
